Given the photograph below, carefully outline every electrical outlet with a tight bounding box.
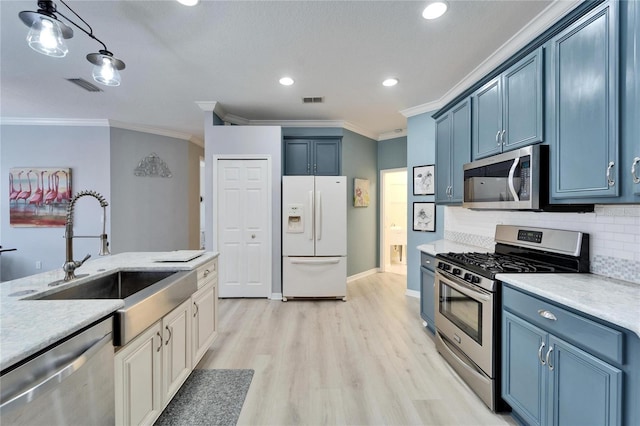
[35,261,42,270]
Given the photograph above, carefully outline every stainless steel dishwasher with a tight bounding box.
[0,317,115,425]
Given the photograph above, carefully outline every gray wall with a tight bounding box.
[406,112,443,292]
[109,128,202,252]
[204,125,283,295]
[342,129,378,276]
[0,125,111,280]
[378,136,407,170]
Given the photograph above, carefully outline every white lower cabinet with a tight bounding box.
[114,299,192,426]
[191,279,217,367]
[114,323,163,426]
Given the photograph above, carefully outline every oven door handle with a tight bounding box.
[437,273,491,302]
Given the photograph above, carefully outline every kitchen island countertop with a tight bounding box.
[0,251,218,371]
[497,273,640,338]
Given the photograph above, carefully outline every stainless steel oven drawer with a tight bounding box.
[502,285,623,364]
[421,252,436,272]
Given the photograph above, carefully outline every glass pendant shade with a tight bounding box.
[92,57,121,86]
[26,17,68,57]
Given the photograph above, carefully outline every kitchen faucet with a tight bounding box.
[62,190,110,281]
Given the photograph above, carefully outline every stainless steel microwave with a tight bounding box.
[463,145,543,210]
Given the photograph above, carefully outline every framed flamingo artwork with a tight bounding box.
[9,167,71,227]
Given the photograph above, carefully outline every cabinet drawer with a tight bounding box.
[420,252,436,272]
[503,285,624,364]
[196,259,217,287]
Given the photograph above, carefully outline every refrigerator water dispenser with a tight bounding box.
[286,204,304,233]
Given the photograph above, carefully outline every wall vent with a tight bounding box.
[66,78,103,92]
[302,97,324,104]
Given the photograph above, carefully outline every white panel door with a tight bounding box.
[282,176,315,256]
[314,176,347,256]
[218,159,270,297]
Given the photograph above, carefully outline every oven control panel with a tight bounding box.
[517,229,543,244]
[436,260,496,292]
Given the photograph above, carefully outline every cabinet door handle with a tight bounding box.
[538,342,546,365]
[307,163,310,174]
[193,301,199,317]
[606,161,615,187]
[538,309,557,321]
[165,326,172,346]
[156,331,163,352]
[546,346,554,370]
[314,164,317,174]
[501,130,506,145]
[496,131,501,146]
[632,157,640,184]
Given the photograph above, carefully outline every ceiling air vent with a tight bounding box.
[66,78,103,92]
[302,97,324,104]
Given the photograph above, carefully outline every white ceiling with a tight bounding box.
[1,1,578,142]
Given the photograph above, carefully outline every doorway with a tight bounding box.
[380,168,407,275]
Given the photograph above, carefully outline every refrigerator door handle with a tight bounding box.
[316,191,322,241]
[308,190,314,241]
[290,258,340,265]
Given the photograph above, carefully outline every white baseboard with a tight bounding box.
[405,289,420,299]
[270,293,283,300]
[347,268,380,283]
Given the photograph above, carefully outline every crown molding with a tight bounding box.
[401,0,582,118]
[0,117,109,127]
[108,120,203,147]
[378,129,407,141]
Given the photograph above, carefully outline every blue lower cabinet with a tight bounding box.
[419,252,436,333]
[502,286,624,426]
[547,335,622,426]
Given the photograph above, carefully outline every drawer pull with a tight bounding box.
[538,309,557,321]
[538,342,546,365]
[204,269,210,277]
[546,346,554,371]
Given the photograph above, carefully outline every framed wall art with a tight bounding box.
[413,202,435,232]
[413,164,435,195]
[354,178,370,207]
[9,167,71,227]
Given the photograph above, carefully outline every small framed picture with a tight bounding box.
[413,164,435,195]
[413,202,436,232]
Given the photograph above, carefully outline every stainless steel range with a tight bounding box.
[434,225,589,412]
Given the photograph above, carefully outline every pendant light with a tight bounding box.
[87,50,125,87]
[19,1,73,57]
[18,0,126,86]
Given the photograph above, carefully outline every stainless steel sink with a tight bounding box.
[31,269,198,346]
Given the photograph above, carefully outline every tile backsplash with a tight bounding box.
[444,205,640,284]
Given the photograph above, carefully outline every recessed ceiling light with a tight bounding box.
[422,1,448,20]
[279,77,294,86]
[176,0,199,6]
[382,78,399,87]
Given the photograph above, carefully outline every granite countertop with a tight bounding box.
[0,251,219,371]
[417,239,491,256]
[497,273,640,338]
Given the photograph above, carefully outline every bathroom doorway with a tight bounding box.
[380,168,407,275]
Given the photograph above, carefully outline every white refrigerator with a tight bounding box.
[282,175,347,300]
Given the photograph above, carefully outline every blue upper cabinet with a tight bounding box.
[435,98,471,204]
[549,1,619,200]
[283,138,341,176]
[620,0,640,201]
[472,48,544,160]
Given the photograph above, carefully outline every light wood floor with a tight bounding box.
[197,272,516,426]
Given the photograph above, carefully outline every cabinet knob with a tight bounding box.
[204,269,210,277]
[606,161,615,187]
[631,157,640,184]
[251,234,256,239]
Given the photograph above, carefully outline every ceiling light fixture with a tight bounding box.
[19,0,126,86]
[176,0,199,5]
[382,78,399,87]
[422,1,448,20]
[279,77,294,86]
